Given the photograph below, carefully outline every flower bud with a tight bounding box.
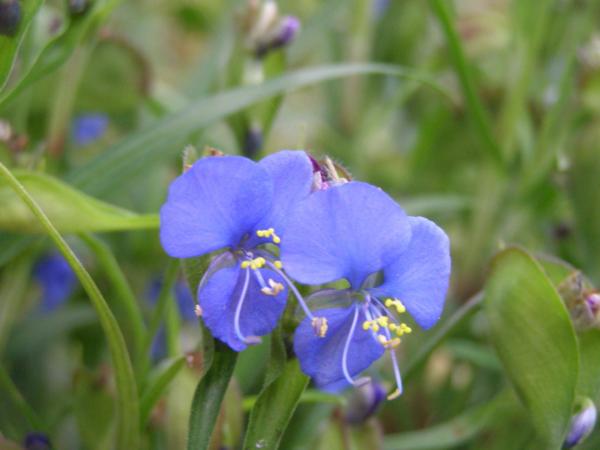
[559,272,600,330]
[23,433,52,450]
[239,0,300,58]
[68,0,90,17]
[0,0,21,37]
[243,125,263,158]
[564,398,597,449]
[344,380,386,424]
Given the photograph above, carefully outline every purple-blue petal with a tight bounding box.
[160,156,273,258]
[33,252,77,312]
[247,150,313,247]
[293,306,384,392]
[281,182,412,289]
[198,263,287,351]
[371,217,451,330]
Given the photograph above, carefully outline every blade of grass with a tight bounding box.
[67,63,453,197]
[79,233,146,363]
[428,0,503,168]
[0,161,139,450]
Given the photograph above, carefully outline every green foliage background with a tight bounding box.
[2,0,600,449]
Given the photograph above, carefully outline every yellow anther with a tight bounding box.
[261,279,284,296]
[385,298,394,308]
[377,334,387,345]
[362,321,371,331]
[388,323,398,332]
[244,257,266,270]
[394,301,406,314]
[372,323,380,332]
[274,260,283,269]
[377,316,389,327]
[312,317,328,338]
[256,228,281,245]
[387,388,402,400]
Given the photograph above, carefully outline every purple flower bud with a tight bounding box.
[256,15,300,57]
[344,380,387,424]
[564,398,597,448]
[271,16,300,49]
[243,126,263,158]
[23,433,52,450]
[0,0,21,37]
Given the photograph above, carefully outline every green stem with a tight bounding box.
[187,342,238,450]
[403,291,483,382]
[139,258,179,375]
[0,255,31,357]
[79,233,146,363]
[0,364,45,431]
[0,162,140,450]
[46,45,92,157]
[428,0,503,168]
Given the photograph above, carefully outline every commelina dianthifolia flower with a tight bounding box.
[159,150,314,351]
[281,181,451,398]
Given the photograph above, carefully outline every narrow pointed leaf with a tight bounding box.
[0,171,158,233]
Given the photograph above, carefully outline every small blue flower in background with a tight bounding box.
[23,432,52,450]
[71,114,108,146]
[147,278,197,361]
[33,252,77,313]
[564,398,597,449]
[160,151,315,351]
[281,181,451,398]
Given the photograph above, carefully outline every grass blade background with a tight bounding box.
[0,162,140,450]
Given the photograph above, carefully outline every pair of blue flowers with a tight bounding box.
[159,150,451,398]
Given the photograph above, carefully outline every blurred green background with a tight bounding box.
[2,0,600,449]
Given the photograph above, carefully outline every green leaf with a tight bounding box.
[0,171,158,233]
[140,356,187,426]
[0,0,44,90]
[67,63,451,196]
[484,247,579,448]
[243,358,309,450]
[187,342,237,450]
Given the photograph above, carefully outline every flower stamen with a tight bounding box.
[261,278,285,296]
[234,268,261,345]
[256,228,281,244]
[241,256,266,270]
[384,298,406,314]
[312,316,328,337]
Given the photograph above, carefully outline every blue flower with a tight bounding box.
[281,182,451,398]
[72,114,108,146]
[23,432,52,450]
[160,151,314,351]
[33,252,77,313]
